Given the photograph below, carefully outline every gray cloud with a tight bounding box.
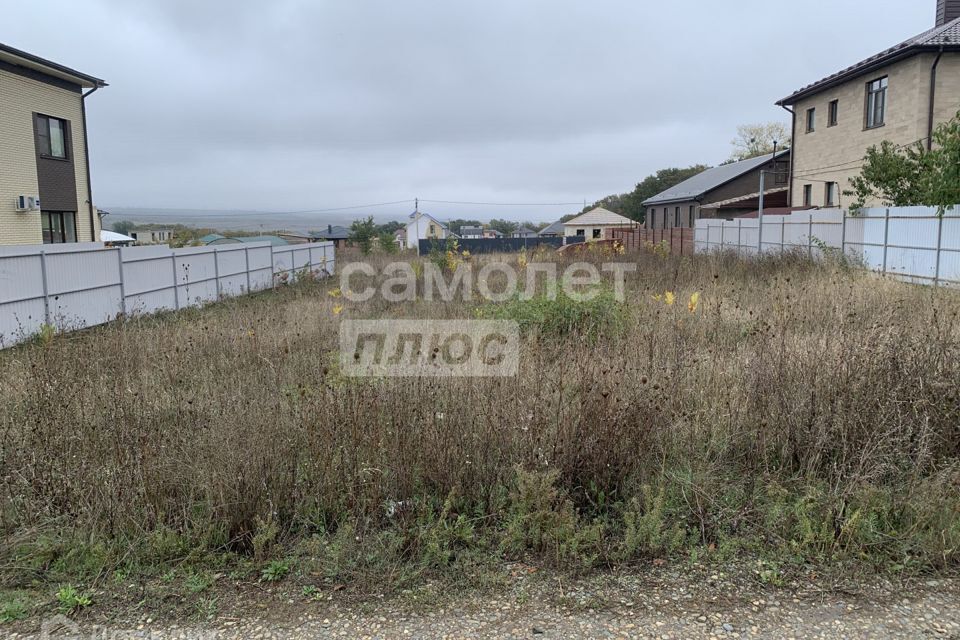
[1,0,936,221]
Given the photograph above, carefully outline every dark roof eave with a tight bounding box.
[776,44,960,106]
[0,42,107,88]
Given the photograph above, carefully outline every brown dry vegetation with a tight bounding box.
[1,247,959,619]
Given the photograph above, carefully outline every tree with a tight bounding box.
[111,220,136,235]
[846,111,960,213]
[580,165,711,223]
[349,216,378,254]
[446,219,484,235]
[729,122,790,162]
[378,231,399,254]
[375,220,404,234]
[488,218,518,235]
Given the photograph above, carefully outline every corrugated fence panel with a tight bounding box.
[175,248,218,308]
[0,249,47,343]
[122,250,177,315]
[216,246,250,297]
[0,241,337,348]
[45,249,123,330]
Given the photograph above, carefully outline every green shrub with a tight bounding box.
[480,287,626,341]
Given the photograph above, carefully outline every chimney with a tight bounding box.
[937,0,960,26]
[328,224,332,233]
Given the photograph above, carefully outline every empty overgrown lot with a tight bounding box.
[1,247,959,621]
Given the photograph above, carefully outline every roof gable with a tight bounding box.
[777,17,960,105]
[642,151,789,206]
[563,207,636,226]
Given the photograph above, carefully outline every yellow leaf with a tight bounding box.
[328,287,342,298]
[688,291,700,313]
[665,291,675,306]
[332,304,344,315]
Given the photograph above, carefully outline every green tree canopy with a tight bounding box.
[580,165,710,223]
[349,216,378,254]
[487,218,518,235]
[447,219,484,235]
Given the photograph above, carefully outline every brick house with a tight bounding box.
[776,2,960,209]
[642,151,790,230]
[0,43,107,245]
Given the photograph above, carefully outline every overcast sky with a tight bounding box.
[1,0,937,222]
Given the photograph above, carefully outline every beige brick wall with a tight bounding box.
[789,52,960,209]
[0,68,98,245]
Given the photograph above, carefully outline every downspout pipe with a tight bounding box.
[779,104,795,207]
[81,85,101,242]
[928,47,945,151]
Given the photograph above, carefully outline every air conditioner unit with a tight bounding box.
[15,195,40,212]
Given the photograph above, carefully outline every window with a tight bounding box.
[674,207,681,227]
[866,77,887,129]
[688,205,695,228]
[429,224,436,236]
[575,228,585,236]
[802,185,813,207]
[37,115,68,159]
[805,107,816,133]
[825,182,838,207]
[592,228,602,239]
[41,211,77,244]
[828,100,839,127]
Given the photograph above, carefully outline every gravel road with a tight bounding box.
[9,568,959,639]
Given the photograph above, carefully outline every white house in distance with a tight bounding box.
[405,209,455,249]
[563,207,637,241]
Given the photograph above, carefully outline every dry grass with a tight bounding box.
[1,247,959,599]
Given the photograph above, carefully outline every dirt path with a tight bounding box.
[9,570,960,639]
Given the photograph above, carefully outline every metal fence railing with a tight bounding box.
[0,240,335,348]
[694,206,960,286]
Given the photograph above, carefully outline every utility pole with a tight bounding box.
[757,141,778,254]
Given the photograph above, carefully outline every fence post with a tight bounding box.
[737,219,743,256]
[807,215,813,258]
[213,248,221,300]
[840,211,847,259]
[881,208,890,275]
[115,247,126,316]
[934,212,944,286]
[244,246,251,292]
[171,253,180,310]
[39,249,50,325]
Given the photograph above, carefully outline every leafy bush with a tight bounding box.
[480,287,627,341]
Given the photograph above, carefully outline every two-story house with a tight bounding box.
[0,43,107,246]
[777,2,960,209]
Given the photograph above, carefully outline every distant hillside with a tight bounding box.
[102,207,406,233]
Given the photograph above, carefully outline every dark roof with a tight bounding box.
[777,17,960,105]
[460,225,484,234]
[515,226,536,234]
[311,225,350,240]
[200,233,226,244]
[0,42,107,88]
[643,150,790,206]
[538,220,566,235]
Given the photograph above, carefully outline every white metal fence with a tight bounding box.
[0,241,335,347]
[694,206,960,286]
